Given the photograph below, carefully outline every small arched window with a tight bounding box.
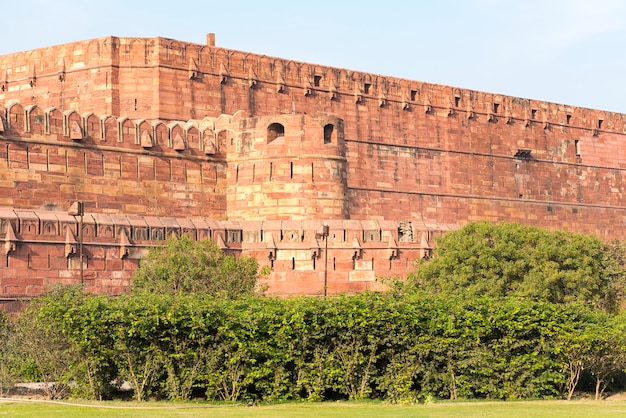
[267,123,285,143]
[324,124,334,144]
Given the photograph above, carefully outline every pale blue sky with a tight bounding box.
[3,0,626,113]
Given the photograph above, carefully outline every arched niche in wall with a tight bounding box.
[128,38,146,64]
[27,105,44,135]
[165,40,185,64]
[323,124,335,144]
[198,117,216,155]
[83,112,100,141]
[102,115,118,143]
[185,122,200,151]
[267,122,285,143]
[119,118,136,144]
[7,102,25,134]
[64,110,83,140]
[169,123,186,151]
[137,120,153,149]
[318,116,342,145]
[152,121,168,149]
[203,130,216,155]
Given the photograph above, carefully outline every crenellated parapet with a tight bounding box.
[0,99,244,158]
[0,101,240,220]
[1,36,624,136]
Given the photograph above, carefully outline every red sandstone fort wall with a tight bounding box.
[1,35,626,301]
[0,207,442,300]
[1,37,624,234]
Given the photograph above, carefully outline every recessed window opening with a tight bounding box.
[566,114,572,124]
[364,83,371,94]
[269,162,273,181]
[291,257,295,270]
[454,96,461,107]
[314,75,321,87]
[598,119,603,129]
[493,103,499,114]
[531,109,537,119]
[575,140,581,157]
[324,124,334,144]
[290,162,293,179]
[410,90,417,101]
[267,123,285,142]
[514,149,532,159]
[333,257,336,270]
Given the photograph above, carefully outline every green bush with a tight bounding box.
[132,235,259,298]
[15,287,626,402]
[405,221,625,313]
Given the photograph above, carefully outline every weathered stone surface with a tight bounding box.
[0,34,625,300]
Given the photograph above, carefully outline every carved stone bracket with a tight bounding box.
[4,222,18,255]
[65,228,77,258]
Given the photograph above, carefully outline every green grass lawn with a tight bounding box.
[2,399,626,418]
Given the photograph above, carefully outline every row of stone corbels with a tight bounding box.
[0,207,236,259]
[241,219,456,262]
[0,100,247,154]
[0,206,450,260]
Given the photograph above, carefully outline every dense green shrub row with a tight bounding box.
[4,288,625,402]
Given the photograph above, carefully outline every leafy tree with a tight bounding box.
[132,235,259,298]
[0,310,17,397]
[599,239,626,313]
[14,308,76,399]
[405,221,624,312]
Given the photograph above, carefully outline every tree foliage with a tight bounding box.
[9,286,626,403]
[405,221,625,312]
[0,310,17,397]
[132,235,259,298]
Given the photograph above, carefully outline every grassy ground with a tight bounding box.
[2,399,626,418]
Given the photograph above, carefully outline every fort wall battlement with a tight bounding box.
[0,34,626,301]
[0,36,621,133]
